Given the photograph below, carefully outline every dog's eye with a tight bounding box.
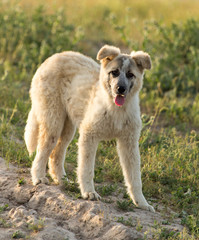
[126,72,135,79]
[111,69,120,78]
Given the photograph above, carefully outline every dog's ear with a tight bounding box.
[97,45,120,66]
[131,51,152,71]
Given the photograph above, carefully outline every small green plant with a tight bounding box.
[181,215,199,237]
[117,216,135,227]
[18,177,26,186]
[62,176,81,199]
[96,184,117,197]
[0,204,8,213]
[0,217,11,228]
[28,218,45,232]
[136,219,143,232]
[12,231,25,239]
[116,200,134,211]
[94,166,104,183]
[151,227,180,240]
[122,191,129,199]
[162,220,170,225]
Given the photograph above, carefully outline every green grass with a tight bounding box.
[28,218,45,232]
[0,204,9,213]
[12,231,25,239]
[116,216,135,227]
[96,184,117,197]
[18,178,26,186]
[116,200,134,212]
[0,2,199,239]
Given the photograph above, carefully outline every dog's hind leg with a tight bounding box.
[48,117,76,184]
[31,117,65,186]
[117,136,155,212]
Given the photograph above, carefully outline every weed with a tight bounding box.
[12,231,25,239]
[0,204,9,213]
[0,218,11,228]
[94,167,104,183]
[181,215,199,237]
[117,216,136,227]
[96,184,117,197]
[122,191,129,199]
[116,200,134,212]
[62,176,81,199]
[18,178,26,186]
[161,220,170,225]
[136,219,143,232]
[151,227,180,240]
[28,218,45,232]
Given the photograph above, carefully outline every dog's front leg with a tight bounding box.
[117,137,155,212]
[77,132,100,200]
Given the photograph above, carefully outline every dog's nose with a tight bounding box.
[117,86,126,94]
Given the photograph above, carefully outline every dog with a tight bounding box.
[24,45,155,212]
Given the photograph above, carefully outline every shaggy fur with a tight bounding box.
[24,45,155,212]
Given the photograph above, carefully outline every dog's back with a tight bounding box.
[25,51,100,155]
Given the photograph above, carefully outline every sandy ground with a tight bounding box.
[0,157,184,240]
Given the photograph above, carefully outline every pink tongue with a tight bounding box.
[115,95,125,106]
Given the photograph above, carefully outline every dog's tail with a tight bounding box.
[24,109,38,156]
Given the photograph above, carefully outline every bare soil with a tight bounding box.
[0,157,184,240]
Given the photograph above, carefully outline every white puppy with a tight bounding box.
[25,45,155,212]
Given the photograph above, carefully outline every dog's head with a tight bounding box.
[97,45,151,106]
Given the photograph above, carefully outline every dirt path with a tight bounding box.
[0,157,184,240]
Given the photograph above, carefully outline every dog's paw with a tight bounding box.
[148,204,155,213]
[82,191,101,201]
[32,177,49,186]
[138,204,155,213]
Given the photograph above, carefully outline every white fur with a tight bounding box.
[24,46,154,212]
